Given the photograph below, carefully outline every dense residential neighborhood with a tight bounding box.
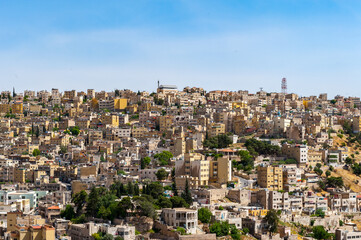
[0,85,361,239]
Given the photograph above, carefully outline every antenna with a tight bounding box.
[281,78,287,95]
[157,80,160,88]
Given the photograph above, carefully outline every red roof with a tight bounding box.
[48,206,60,210]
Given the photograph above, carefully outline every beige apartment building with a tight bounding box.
[63,90,77,99]
[185,153,209,186]
[233,115,248,135]
[114,98,128,111]
[281,144,308,166]
[158,115,173,132]
[308,150,323,166]
[6,212,54,240]
[207,122,226,138]
[88,130,103,144]
[8,224,55,240]
[170,138,186,157]
[257,166,283,191]
[0,103,10,114]
[161,208,198,234]
[102,115,119,127]
[12,103,23,114]
[14,168,27,183]
[209,157,232,185]
[174,153,209,188]
[76,119,90,129]
[132,127,149,138]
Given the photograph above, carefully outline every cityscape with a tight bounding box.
[3,1,361,240]
[0,83,359,240]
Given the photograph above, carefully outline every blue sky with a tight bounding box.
[1,0,361,97]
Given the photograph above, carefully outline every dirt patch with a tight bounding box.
[332,168,361,192]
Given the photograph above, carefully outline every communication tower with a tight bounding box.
[281,78,287,95]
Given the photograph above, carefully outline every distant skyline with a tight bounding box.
[1,0,361,97]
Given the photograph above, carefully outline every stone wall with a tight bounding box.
[178,234,216,240]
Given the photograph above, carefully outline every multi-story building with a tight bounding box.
[170,137,185,157]
[207,123,226,138]
[12,102,23,114]
[336,229,361,240]
[0,103,10,113]
[308,149,323,166]
[328,192,357,213]
[209,157,232,185]
[114,98,128,111]
[158,115,173,132]
[282,144,308,166]
[257,166,283,191]
[99,99,115,111]
[161,208,198,234]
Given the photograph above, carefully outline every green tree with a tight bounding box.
[86,187,106,216]
[35,127,40,138]
[110,181,126,197]
[148,182,164,199]
[315,208,325,218]
[326,177,344,188]
[154,151,173,165]
[245,138,281,156]
[352,163,361,175]
[141,157,151,169]
[325,170,331,177]
[118,197,134,218]
[72,214,86,223]
[137,200,157,219]
[243,227,250,234]
[134,184,140,196]
[102,234,114,240]
[230,224,241,240]
[176,227,186,235]
[312,226,331,240]
[155,168,169,181]
[98,205,112,220]
[181,178,192,205]
[92,233,101,240]
[32,148,41,156]
[264,209,280,233]
[234,150,254,170]
[209,221,230,237]
[60,204,76,220]
[156,196,172,208]
[346,157,354,165]
[198,207,212,223]
[72,190,88,215]
[60,145,67,154]
[127,182,134,195]
[69,126,80,136]
[318,180,326,190]
[314,167,323,176]
[172,182,178,196]
[203,134,232,149]
[170,196,189,208]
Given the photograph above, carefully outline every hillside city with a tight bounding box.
[0,84,361,240]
